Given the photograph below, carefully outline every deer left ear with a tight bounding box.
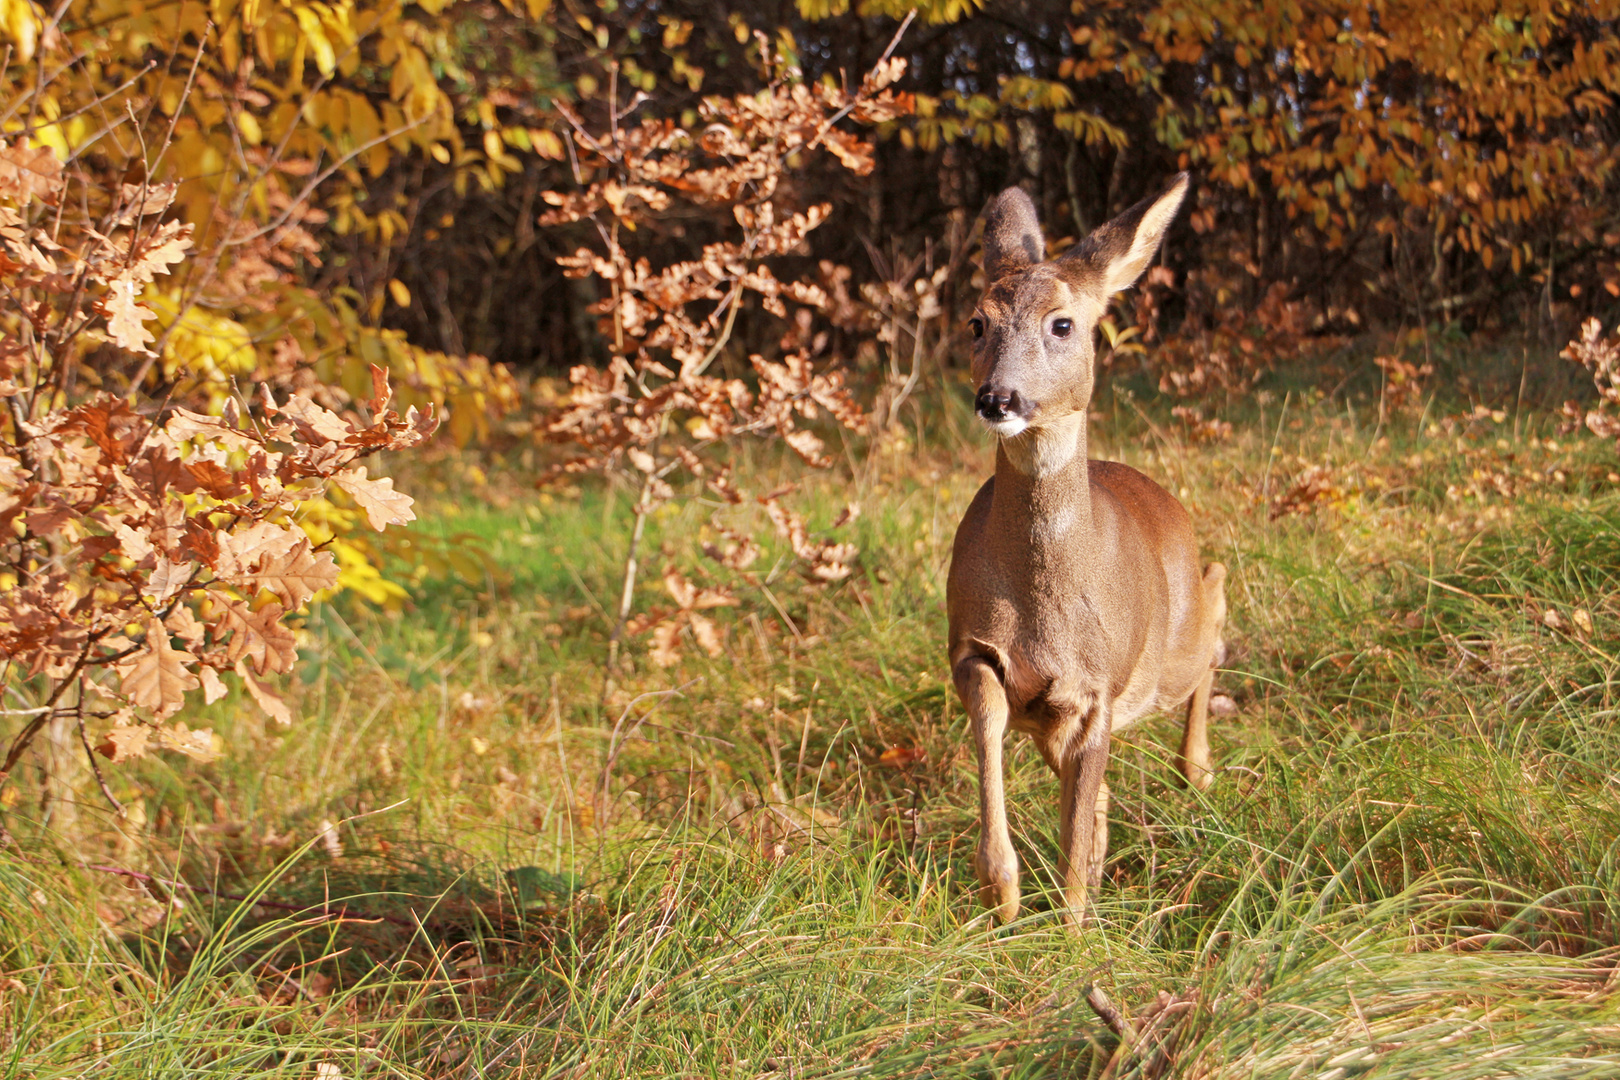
[981,187,1045,282]
[1063,173,1189,296]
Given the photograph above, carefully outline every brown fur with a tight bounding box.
[947,174,1227,927]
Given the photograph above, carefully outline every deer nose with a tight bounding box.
[976,385,1020,421]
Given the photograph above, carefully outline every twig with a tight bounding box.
[598,683,696,818]
[1088,982,1140,1079]
[73,688,124,816]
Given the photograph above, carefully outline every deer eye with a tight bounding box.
[969,317,985,339]
[1051,317,1074,338]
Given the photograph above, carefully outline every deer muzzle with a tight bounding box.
[976,385,1033,436]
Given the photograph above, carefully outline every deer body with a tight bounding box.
[947,174,1226,926]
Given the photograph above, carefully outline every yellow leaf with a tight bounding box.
[388,278,411,307]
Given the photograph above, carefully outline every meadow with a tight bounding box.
[5,345,1620,1078]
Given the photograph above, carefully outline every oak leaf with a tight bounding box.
[688,612,724,658]
[0,142,64,202]
[155,722,221,762]
[103,278,155,355]
[123,221,193,284]
[198,665,228,705]
[331,466,416,531]
[237,659,293,727]
[118,618,200,718]
[113,520,154,561]
[142,557,195,606]
[117,181,178,222]
[649,622,683,668]
[213,521,304,579]
[248,540,340,608]
[213,598,297,675]
[277,395,353,446]
[96,722,152,764]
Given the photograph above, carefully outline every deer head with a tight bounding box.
[968,174,1190,463]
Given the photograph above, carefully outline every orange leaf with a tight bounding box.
[878,746,925,768]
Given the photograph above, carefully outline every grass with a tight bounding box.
[4,347,1620,1077]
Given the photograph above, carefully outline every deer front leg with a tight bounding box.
[954,655,1018,923]
[1058,721,1111,929]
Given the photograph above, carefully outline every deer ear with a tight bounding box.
[1064,172,1189,295]
[980,187,1044,282]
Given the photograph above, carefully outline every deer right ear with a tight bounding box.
[1064,173,1190,296]
[981,187,1044,282]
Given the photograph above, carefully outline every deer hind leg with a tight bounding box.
[954,655,1019,923]
[1089,779,1111,890]
[1177,562,1227,792]
[1057,720,1111,929]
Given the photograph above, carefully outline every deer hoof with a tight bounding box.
[1178,758,1214,791]
[976,845,1020,923]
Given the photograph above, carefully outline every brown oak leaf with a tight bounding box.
[142,556,195,606]
[198,665,228,705]
[331,466,415,531]
[247,540,339,608]
[155,721,220,762]
[113,520,154,561]
[165,407,262,453]
[96,721,151,763]
[124,220,193,283]
[118,618,200,718]
[236,659,293,727]
[0,142,64,202]
[181,459,243,499]
[213,598,297,675]
[103,278,155,355]
[649,622,683,668]
[277,395,353,446]
[213,521,303,580]
[117,181,178,222]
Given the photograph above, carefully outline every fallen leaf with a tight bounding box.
[650,622,683,668]
[878,746,926,768]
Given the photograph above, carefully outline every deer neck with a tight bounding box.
[990,411,1097,583]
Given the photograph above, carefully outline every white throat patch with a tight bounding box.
[1000,412,1086,478]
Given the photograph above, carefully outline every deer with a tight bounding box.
[946,172,1227,928]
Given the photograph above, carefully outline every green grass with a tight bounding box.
[5,357,1620,1077]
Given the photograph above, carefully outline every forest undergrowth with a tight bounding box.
[4,349,1620,1078]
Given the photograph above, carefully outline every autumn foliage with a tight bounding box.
[536,39,913,669]
[0,133,436,793]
